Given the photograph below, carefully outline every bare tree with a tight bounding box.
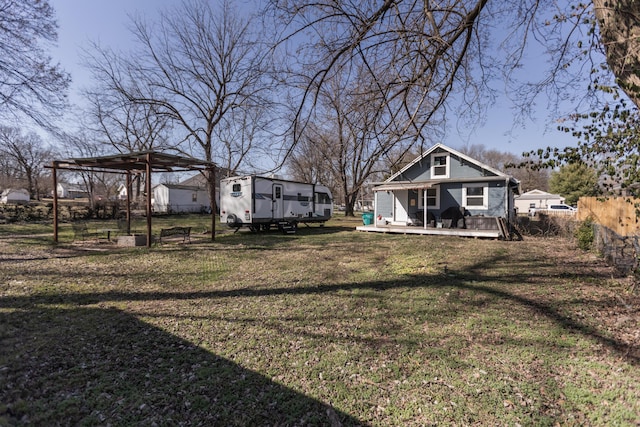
[269,1,640,150]
[0,126,53,199]
[79,86,174,201]
[84,0,274,173]
[56,130,121,215]
[0,0,69,128]
[519,2,640,196]
[83,88,173,154]
[270,0,507,152]
[459,143,550,191]
[287,63,430,216]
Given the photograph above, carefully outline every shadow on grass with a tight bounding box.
[2,251,637,369]
[0,306,362,426]
[2,247,637,424]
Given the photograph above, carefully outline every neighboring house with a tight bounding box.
[362,143,520,237]
[180,171,226,208]
[514,189,565,214]
[152,183,210,213]
[0,188,30,205]
[56,182,89,199]
[116,183,128,201]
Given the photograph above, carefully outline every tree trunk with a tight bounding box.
[344,193,355,217]
[594,0,640,108]
[344,188,360,217]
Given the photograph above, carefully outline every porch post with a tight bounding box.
[423,188,427,230]
[373,191,378,227]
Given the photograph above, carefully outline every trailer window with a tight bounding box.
[232,184,241,192]
[316,192,331,204]
[275,187,281,199]
[297,193,310,202]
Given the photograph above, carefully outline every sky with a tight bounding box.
[49,0,580,160]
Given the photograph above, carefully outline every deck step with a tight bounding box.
[496,217,510,240]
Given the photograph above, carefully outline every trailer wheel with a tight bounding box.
[249,225,260,233]
[226,214,238,226]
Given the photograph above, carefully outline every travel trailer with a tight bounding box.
[220,175,332,232]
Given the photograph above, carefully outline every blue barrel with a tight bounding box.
[362,212,374,225]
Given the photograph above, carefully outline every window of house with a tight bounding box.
[431,153,450,178]
[419,187,439,209]
[192,192,198,202]
[462,184,488,209]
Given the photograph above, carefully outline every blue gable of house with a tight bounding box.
[390,146,501,182]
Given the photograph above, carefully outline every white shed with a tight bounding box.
[152,183,210,213]
[514,189,565,214]
[0,188,30,205]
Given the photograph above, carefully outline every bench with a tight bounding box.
[71,221,97,241]
[158,226,191,244]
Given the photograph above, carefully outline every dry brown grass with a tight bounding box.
[0,215,638,425]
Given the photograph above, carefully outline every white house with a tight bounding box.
[179,173,222,209]
[152,183,210,213]
[514,189,565,214]
[56,182,89,199]
[116,183,128,200]
[0,188,30,205]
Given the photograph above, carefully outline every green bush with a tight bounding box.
[575,217,595,251]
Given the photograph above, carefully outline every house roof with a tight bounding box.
[1,188,29,197]
[153,183,207,191]
[386,143,512,183]
[57,182,87,192]
[180,167,232,187]
[516,189,564,200]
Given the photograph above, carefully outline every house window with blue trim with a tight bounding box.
[420,187,440,209]
[462,183,488,209]
[431,153,450,178]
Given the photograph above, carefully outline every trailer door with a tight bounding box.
[273,184,284,220]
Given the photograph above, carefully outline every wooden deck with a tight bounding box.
[355,224,503,239]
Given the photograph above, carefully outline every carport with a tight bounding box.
[50,151,216,247]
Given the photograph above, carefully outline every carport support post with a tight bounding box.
[208,165,216,241]
[125,172,132,234]
[145,153,152,247]
[52,161,59,243]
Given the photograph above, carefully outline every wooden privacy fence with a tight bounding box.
[577,197,640,236]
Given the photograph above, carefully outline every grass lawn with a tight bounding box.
[0,215,638,426]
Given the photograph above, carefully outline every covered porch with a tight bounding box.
[361,179,512,239]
